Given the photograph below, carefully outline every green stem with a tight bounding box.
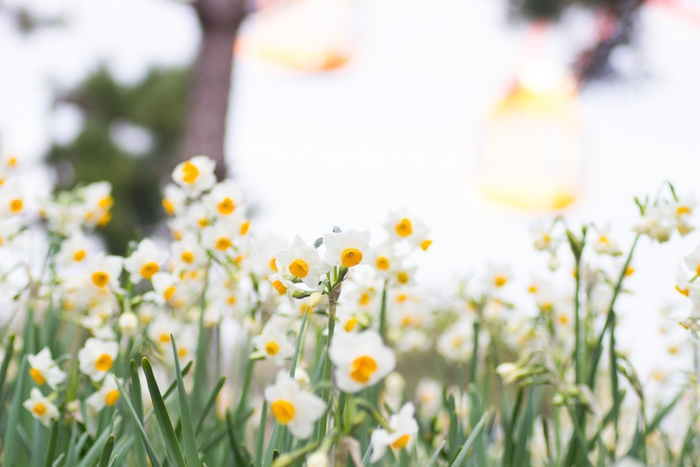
[378,279,388,340]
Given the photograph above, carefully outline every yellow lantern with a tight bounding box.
[472,60,582,212]
[235,0,356,73]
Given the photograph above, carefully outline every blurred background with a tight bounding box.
[2,0,700,380]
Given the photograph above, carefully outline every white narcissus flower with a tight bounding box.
[530,221,559,253]
[86,374,123,413]
[671,194,697,220]
[684,243,700,277]
[264,371,326,439]
[201,223,237,258]
[251,320,295,366]
[251,235,287,279]
[172,155,217,197]
[148,314,182,347]
[124,239,168,283]
[162,183,187,216]
[437,318,475,362]
[592,226,621,255]
[0,217,21,247]
[0,184,24,217]
[171,235,208,271]
[485,265,512,290]
[28,347,67,390]
[676,265,692,297]
[322,230,373,268]
[329,330,396,393]
[85,253,123,290]
[383,210,431,250]
[204,180,245,218]
[415,379,442,419]
[275,236,328,288]
[372,242,402,277]
[369,403,419,462]
[78,338,119,382]
[391,265,418,287]
[144,272,178,306]
[56,230,90,267]
[268,273,296,297]
[81,181,113,227]
[23,388,59,427]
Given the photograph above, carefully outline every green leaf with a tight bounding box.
[115,378,162,467]
[449,412,489,466]
[98,435,115,467]
[129,360,148,467]
[142,357,188,467]
[44,421,59,467]
[3,356,27,466]
[513,384,536,465]
[645,390,683,437]
[196,376,226,434]
[254,401,268,467]
[0,334,16,409]
[171,338,202,467]
[427,440,446,467]
[75,422,119,467]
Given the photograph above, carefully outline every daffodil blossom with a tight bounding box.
[78,338,119,382]
[322,229,373,268]
[172,155,217,197]
[251,320,295,365]
[23,388,59,427]
[124,239,168,283]
[328,329,396,393]
[275,235,328,288]
[264,371,326,439]
[28,347,67,390]
[369,402,419,462]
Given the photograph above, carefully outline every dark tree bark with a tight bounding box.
[181,0,248,180]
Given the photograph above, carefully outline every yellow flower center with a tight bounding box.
[344,317,358,332]
[289,259,309,278]
[8,156,17,167]
[271,400,296,424]
[178,348,187,357]
[92,271,110,288]
[182,161,199,184]
[94,353,114,372]
[391,435,410,449]
[359,293,371,306]
[676,285,690,297]
[99,196,113,209]
[558,315,569,325]
[215,238,232,251]
[227,296,236,305]
[217,197,235,215]
[73,249,86,262]
[97,212,112,227]
[375,256,390,271]
[528,285,537,293]
[300,304,313,315]
[678,206,691,216]
[395,218,412,237]
[162,198,175,215]
[33,402,47,416]
[272,280,287,295]
[181,251,194,264]
[494,276,507,288]
[198,218,208,228]
[160,333,171,343]
[397,272,409,284]
[10,199,23,213]
[598,235,609,244]
[420,240,432,251]
[265,341,279,356]
[350,355,378,383]
[164,286,176,302]
[625,267,635,277]
[105,390,120,407]
[341,248,363,267]
[140,262,159,279]
[240,221,250,236]
[397,294,407,303]
[696,265,700,277]
[669,346,678,355]
[270,257,278,272]
[29,368,46,385]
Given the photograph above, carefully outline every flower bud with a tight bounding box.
[385,372,405,396]
[306,452,329,467]
[547,255,560,272]
[309,292,323,308]
[118,312,139,333]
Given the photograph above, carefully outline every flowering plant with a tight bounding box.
[0,154,699,466]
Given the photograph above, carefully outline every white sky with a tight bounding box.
[2,0,700,380]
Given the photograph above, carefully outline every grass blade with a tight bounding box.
[3,356,27,466]
[427,440,446,467]
[171,338,201,467]
[98,435,115,467]
[142,357,187,467]
[115,378,163,467]
[195,376,226,434]
[449,412,489,466]
[129,360,147,467]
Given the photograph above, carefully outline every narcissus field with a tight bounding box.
[0,154,699,467]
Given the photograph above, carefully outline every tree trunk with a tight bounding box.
[181,0,247,180]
